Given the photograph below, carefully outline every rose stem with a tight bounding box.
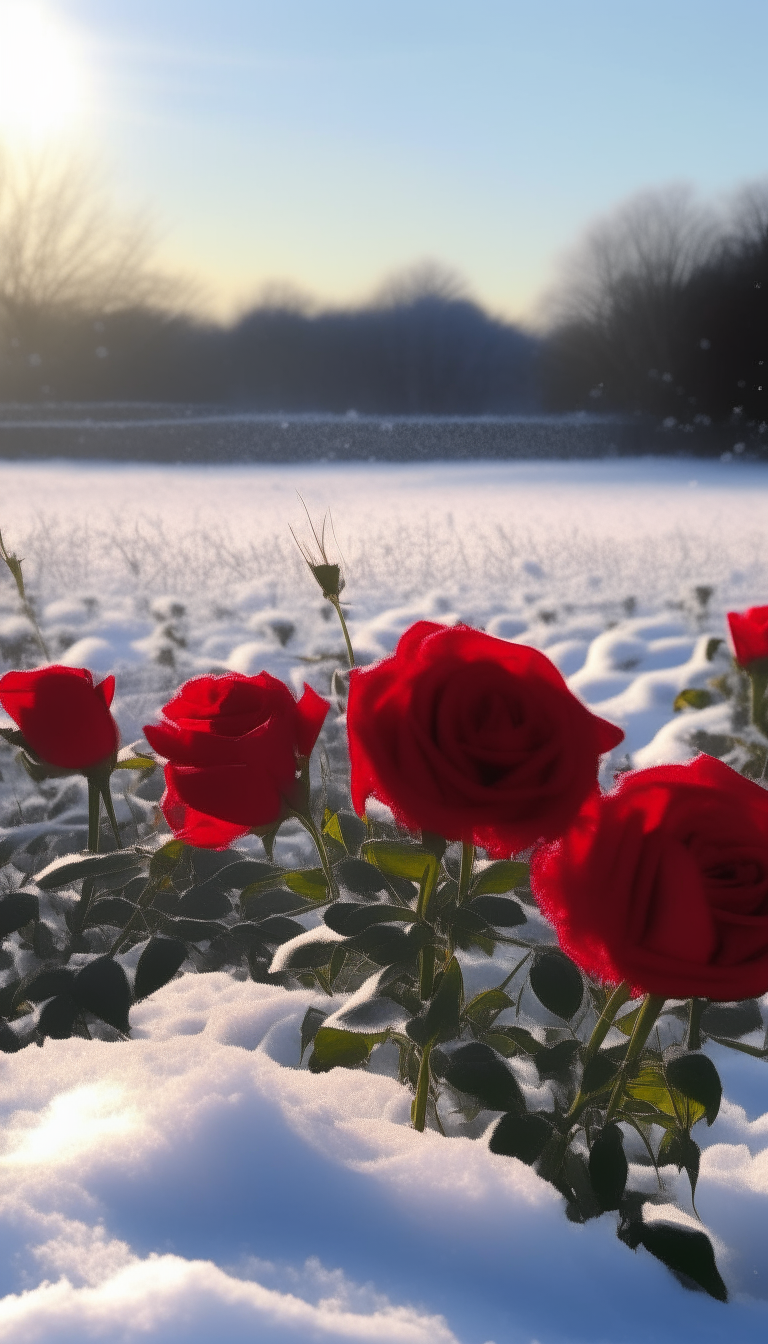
[87,777,102,854]
[564,981,632,1120]
[411,1041,433,1132]
[418,946,435,1000]
[0,526,50,663]
[584,982,633,1063]
[457,842,475,904]
[296,812,339,900]
[686,997,706,1051]
[605,993,666,1122]
[99,777,122,849]
[328,594,355,669]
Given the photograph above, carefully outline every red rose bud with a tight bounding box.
[144,672,329,849]
[0,666,119,771]
[531,755,768,1001]
[347,621,623,857]
[727,605,768,668]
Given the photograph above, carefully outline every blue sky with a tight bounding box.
[7,1,768,321]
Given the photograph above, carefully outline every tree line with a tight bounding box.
[542,182,768,433]
[1,146,766,427]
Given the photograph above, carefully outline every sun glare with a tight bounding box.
[0,1,87,142]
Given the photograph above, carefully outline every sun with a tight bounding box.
[0,1,87,142]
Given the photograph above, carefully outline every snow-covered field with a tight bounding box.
[0,457,767,1342]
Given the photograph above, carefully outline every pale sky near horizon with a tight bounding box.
[1,0,767,324]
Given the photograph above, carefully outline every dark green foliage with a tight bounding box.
[0,892,39,936]
[588,1124,628,1211]
[530,950,584,1020]
[438,1042,525,1113]
[489,1112,551,1163]
[665,1052,722,1126]
[73,957,131,1034]
[134,937,187,1001]
[626,1222,728,1302]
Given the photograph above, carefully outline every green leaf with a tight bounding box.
[438,1041,525,1113]
[25,968,77,1002]
[134,937,187,1001]
[665,1052,722,1126]
[255,916,308,944]
[582,1051,622,1096]
[420,956,463,1045]
[74,957,131,1034]
[707,1034,768,1059]
[463,988,513,1030]
[705,637,724,661]
[658,1129,701,1203]
[444,905,495,953]
[217,859,279,890]
[468,895,526,927]
[673,688,713,712]
[615,1004,643,1036]
[284,869,329,901]
[308,1025,386,1072]
[471,861,530,896]
[177,884,232,920]
[113,754,155,771]
[489,1112,551,1163]
[241,887,311,920]
[149,839,185,880]
[324,903,414,936]
[282,938,341,970]
[588,1123,628,1211]
[336,856,389,898]
[84,897,137,929]
[0,892,39,937]
[530,950,584,1020]
[701,999,763,1038]
[360,841,439,913]
[34,851,144,890]
[38,994,78,1039]
[636,1223,727,1302]
[535,1039,581,1081]
[323,811,368,856]
[300,1006,328,1061]
[0,1020,22,1053]
[347,923,427,966]
[159,916,227,943]
[492,1024,543,1055]
[626,1062,706,1128]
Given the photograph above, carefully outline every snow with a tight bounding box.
[1,456,768,1341]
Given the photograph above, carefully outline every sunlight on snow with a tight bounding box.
[2,1083,140,1166]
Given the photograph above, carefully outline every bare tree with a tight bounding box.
[541,185,720,408]
[0,142,176,340]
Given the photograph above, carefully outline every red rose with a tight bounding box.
[347,621,624,857]
[144,672,329,848]
[0,666,119,770]
[727,605,768,667]
[531,755,768,1000]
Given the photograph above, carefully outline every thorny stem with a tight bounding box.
[0,526,50,663]
[329,595,355,670]
[87,777,102,855]
[584,982,633,1064]
[605,993,666,1122]
[296,811,339,901]
[565,981,632,1121]
[457,842,475,904]
[411,1040,433,1132]
[419,945,436,1001]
